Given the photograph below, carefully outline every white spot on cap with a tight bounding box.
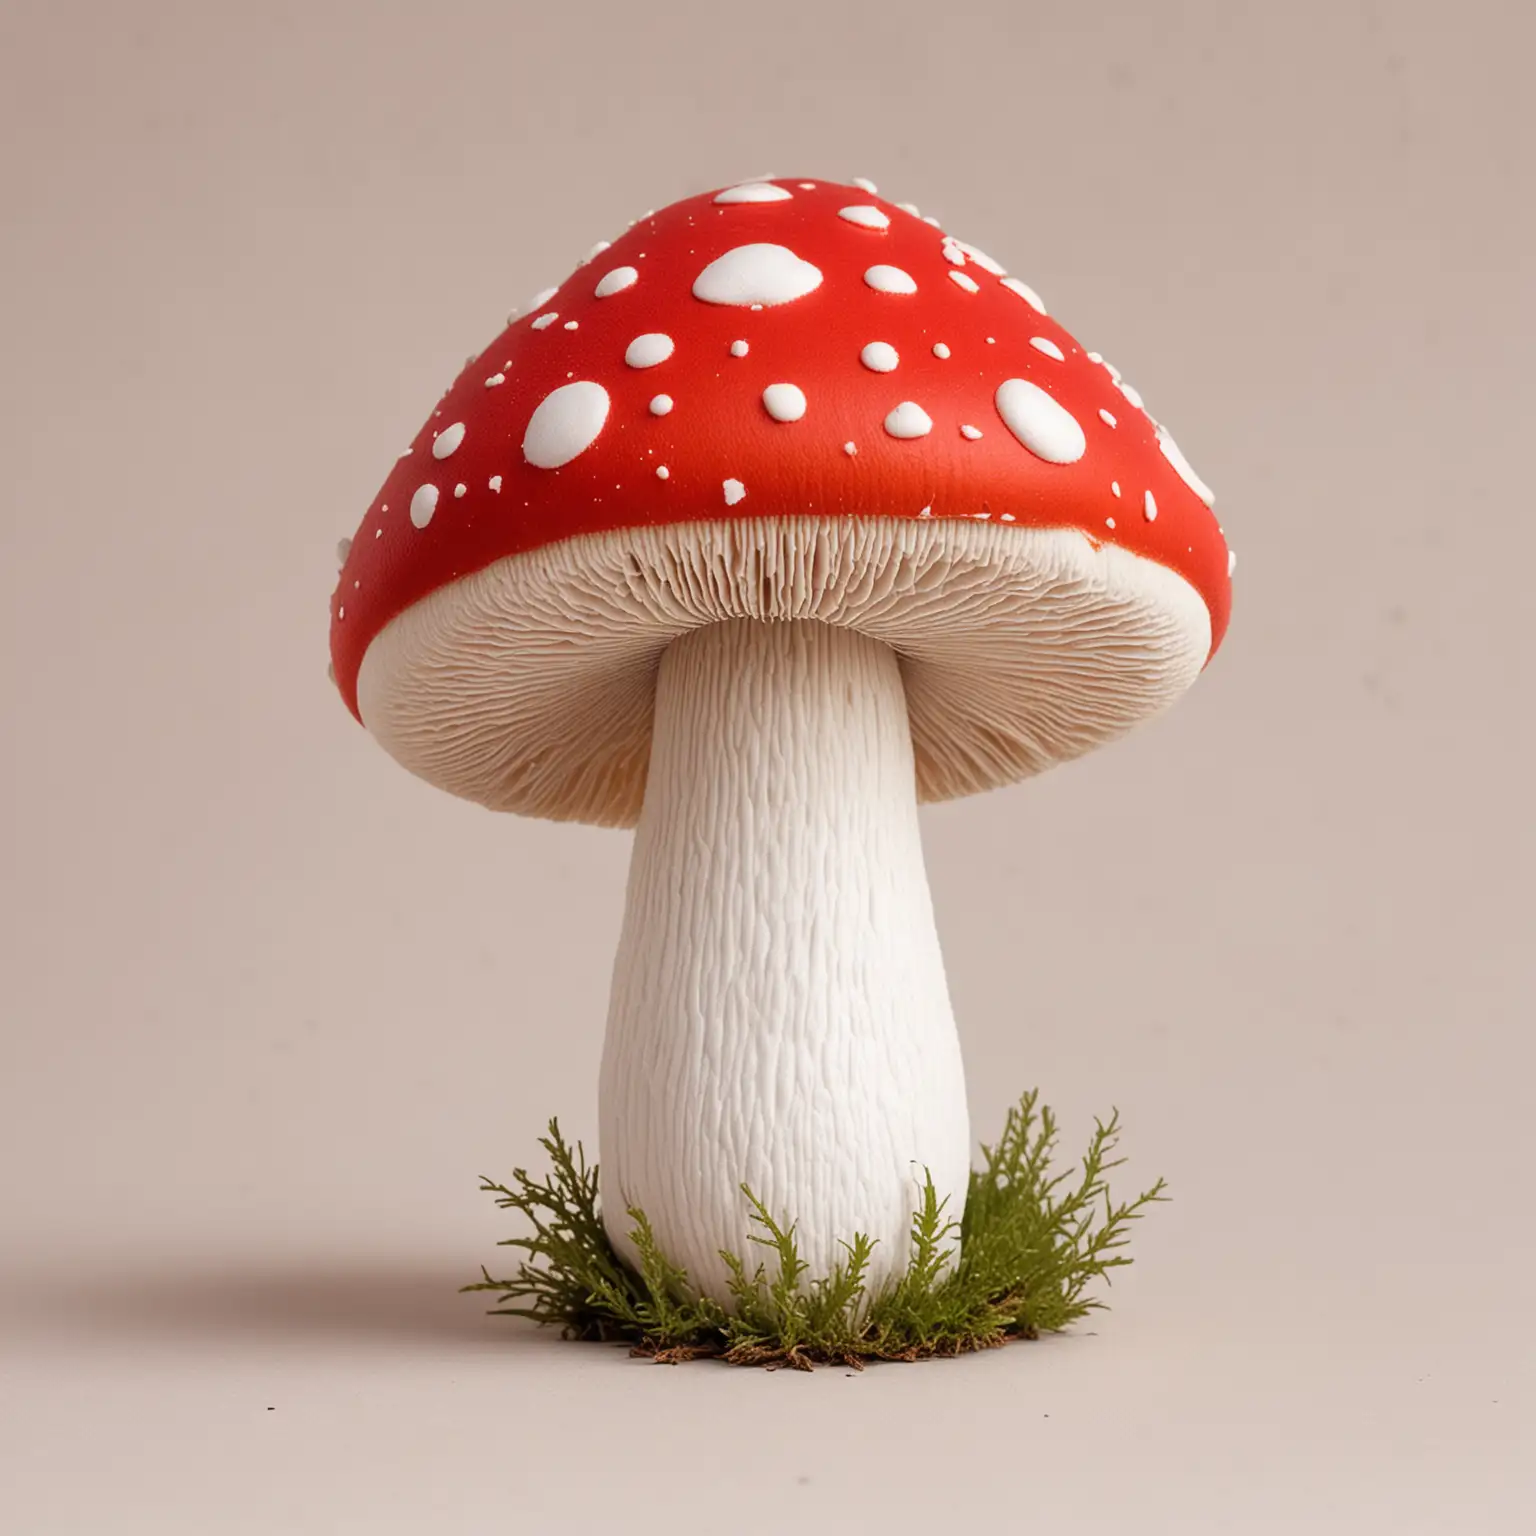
[1143,489,1158,522]
[1029,337,1065,361]
[531,312,559,330]
[762,383,807,422]
[649,394,674,416]
[522,380,611,468]
[1118,380,1146,409]
[1157,427,1216,506]
[692,244,823,306]
[852,176,878,194]
[932,342,951,359]
[527,286,558,310]
[948,270,980,294]
[1099,408,1117,428]
[723,478,747,505]
[860,341,899,373]
[1106,516,1117,529]
[884,401,933,439]
[1111,481,1122,497]
[563,320,579,331]
[595,266,638,297]
[950,239,1006,275]
[1000,512,1015,521]
[730,339,749,357]
[994,378,1086,464]
[940,239,966,267]
[1087,351,1104,364]
[864,264,917,294]
[714,182,792,203]
[921,215,942,227]
[625,333,675,368]
[488,475,502,492]
[656,465,670,480]
[1228,548,1237,576]
[453,483,467,498]
[896,201,920,216]
[843,441,857,456]
[485,372,506,387]
[1000,277,1047,313]
[917,504,933,517]
[409,484,439,528]
[432,422,466,460]
[586,240,611,260]
[960,424,983,440]
[839,205,890,230]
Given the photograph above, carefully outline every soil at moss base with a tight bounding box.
[462,1089,1166,1370]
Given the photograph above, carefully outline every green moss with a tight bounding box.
[462,1089,1166,1369]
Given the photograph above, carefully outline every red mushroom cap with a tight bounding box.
[330,176,1233,825]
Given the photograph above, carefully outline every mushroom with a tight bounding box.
[329,177,1232,1303]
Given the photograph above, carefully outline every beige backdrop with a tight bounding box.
[2,0,1532,1531]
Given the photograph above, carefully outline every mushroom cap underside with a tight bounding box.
[358,515,1210,826]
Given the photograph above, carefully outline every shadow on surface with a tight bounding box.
[1,1259,567,1351]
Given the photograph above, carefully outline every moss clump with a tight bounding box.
[462,1089,1166,1369]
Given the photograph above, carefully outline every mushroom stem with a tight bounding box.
[598,617,971,1304]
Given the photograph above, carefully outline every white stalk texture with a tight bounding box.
[598,617,972,1304]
